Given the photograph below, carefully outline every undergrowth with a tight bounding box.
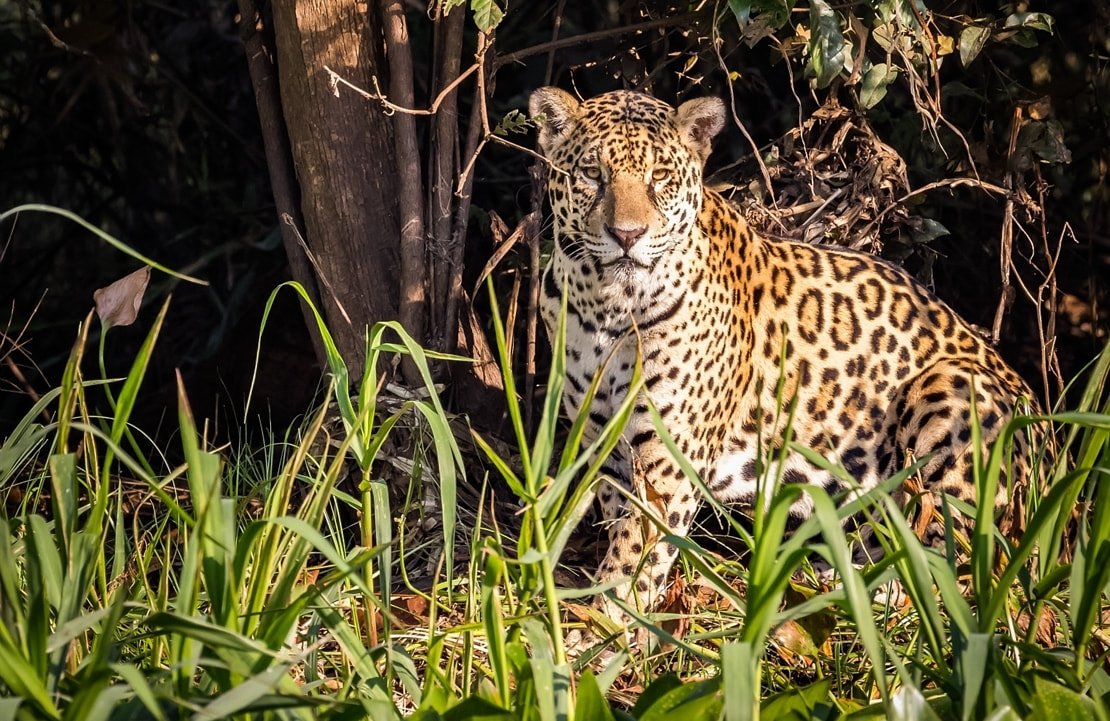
[1,269,1109,720]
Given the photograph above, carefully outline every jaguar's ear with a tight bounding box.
[529,87,581,155]
[675,97,726,162]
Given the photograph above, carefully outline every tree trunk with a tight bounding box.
[268,0,400,381]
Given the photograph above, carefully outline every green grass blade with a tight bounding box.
[0,204,206,284]
[480,539,511,709]
[722,642,758,721]
[0,621,59,720]
[93,297,171,532]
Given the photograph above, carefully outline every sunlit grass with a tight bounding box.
[1,261,1108,718]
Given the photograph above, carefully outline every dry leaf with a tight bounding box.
[93,266,151,328]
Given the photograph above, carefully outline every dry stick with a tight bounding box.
[506,270,522,371]
[993,108,1022,345]
[712,17,776,205]
[1035,172,1065,401]
[522,2,566,433]
[444,30,493,357]
[1002,205,1067,408]
[453,39,498,198]
[894,8,979,178]
[429,6,466,350]
[857,177,1009,241]
[324,63,479,116]
[381,0,427,382]
[237,0,326,367]
[283,215,354,327]
[493,11,703,68]
[452,32,542,197]
[524,164,545,435]
[543,0,566,86]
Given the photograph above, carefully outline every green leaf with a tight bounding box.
[1029,675,1107,720]
[0,205,206,285]
[761,679,836,720]
[860,62,897,108]
[807,0,847,88]
[722,642,758,721]
[730,0,793,28]
[638,677,722,721]
[480,542,510,707]
[632,675,685,718]
[442,697,513,721]
[952,631,992,721]
[493,110,533,136]
[959,25,991,66]
[1004,12,1054,33]
[0,621,59,719]
[519,619,557,721]
[577,670,616,721]
[729,0,753,23]
[470,0,503,32]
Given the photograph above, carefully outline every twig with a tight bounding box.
[857,177,1009,240]
[524,162,545,435]
[237,0,325,365]
[283,214,353,328]
[323,63,478,116]
[27,6,95,58]
[797,187,847,232]
[493,11,704,68]
[543,0,567,86]
[992,107,1022,344]
[444,29,493,357]
[712,10,776,205]
[455,33,496,197]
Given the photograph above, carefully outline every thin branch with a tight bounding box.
[992,107,1022,344]
[493,11,704,68]
[857,177,1010,241]
[26,5,95,58]
[324,62,478,116]
[524,162,545,435]
[714,16,776,204]
[237,0,325,366]
[283,214,353,327]
[444,29,493,358]
[543,0,567,85]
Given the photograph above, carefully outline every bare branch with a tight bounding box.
[493,11,705,68]
[324,63,478,116]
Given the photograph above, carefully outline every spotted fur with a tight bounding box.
[529,87,1045,631]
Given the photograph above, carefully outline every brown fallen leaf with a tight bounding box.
[93,266,151,328]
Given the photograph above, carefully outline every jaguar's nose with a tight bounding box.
[606,224,647,251]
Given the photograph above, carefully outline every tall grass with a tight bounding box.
[1,258,1109,718]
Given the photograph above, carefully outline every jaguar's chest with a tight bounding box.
[541,249,735,421]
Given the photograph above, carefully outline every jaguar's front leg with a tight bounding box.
[589,450,702,646]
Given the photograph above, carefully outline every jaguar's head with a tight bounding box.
[529,88,726,274]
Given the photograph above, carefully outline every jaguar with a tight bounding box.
[528,87,1045,641]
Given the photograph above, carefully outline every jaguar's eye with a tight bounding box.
[581,166,602,181]
[651,168,672,182]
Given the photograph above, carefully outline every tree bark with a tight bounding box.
[270,0,400,380]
